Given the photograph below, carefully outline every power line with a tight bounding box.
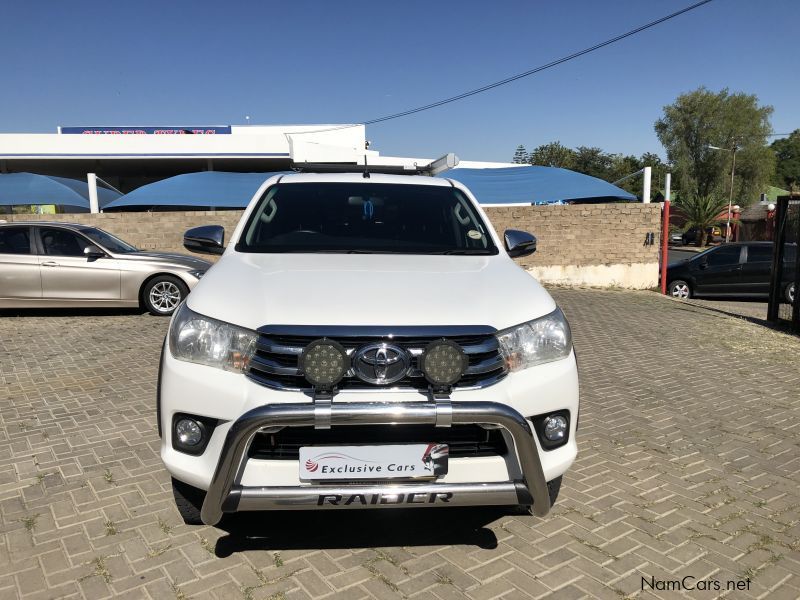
[363,0,715,126]
[284,0,715,136]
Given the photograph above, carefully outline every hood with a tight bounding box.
[186,253,556,331]
[667,259,690,269]
[117,251,211,270]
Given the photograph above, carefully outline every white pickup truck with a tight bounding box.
[158,171,579,525]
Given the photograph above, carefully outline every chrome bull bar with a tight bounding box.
[200,400,550,526]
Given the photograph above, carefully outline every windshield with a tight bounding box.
[80,227,138,253]
[237,182,498,255]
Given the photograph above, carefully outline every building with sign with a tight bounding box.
[0,124,384,194]
[0,123,637,211]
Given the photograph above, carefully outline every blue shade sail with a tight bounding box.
[104,171,283,209]
[0,172,121,209]
[438,166,637,205]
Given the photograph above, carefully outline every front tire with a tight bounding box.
[172,478,205,525]
[143,275,188,316]
[668,280,691,300]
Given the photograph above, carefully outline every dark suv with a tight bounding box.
[666,242,796,302]
[681,226,724,246]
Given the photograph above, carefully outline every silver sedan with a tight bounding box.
[0,222,211,315]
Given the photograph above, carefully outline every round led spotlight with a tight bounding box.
[419,339,468,387]
[300,338,350,388]
[175,418,203,446]
[543,415,568,441]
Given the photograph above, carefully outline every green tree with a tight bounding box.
[512,144,529,164]
[572,147,613,179]
[654,87,775,207]
[528,141,575,169]
[771,130,800,189]
[674,193,729,247]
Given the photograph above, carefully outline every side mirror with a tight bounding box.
[184,225,225,255]
[504,229,537,258]
[83,245,105,260]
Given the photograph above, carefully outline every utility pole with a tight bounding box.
[725,142,738,242]
[660,173,671,295]
[708,140,739,243]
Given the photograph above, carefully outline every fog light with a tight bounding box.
[300,338,349,388]
[419,339,468,387]
[543,415,568,441]
[175,418,203,446]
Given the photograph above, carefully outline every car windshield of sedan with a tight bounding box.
[81,227,139,254]
[237,182,498,255]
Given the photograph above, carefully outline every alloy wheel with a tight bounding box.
[149,281,182,313]
[671,283,690,299]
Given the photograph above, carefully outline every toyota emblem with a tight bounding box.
[353,343,410,385]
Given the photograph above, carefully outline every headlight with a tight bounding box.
[188,269,206,279]
[496,308,572,372]
[168,303,257,373]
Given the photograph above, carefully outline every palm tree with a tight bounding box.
[675,194,729,246]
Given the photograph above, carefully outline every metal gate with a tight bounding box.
[766,195,800,333]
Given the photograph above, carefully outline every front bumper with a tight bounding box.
[200,398,550,526]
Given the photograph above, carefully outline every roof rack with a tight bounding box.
[291,153,459,177]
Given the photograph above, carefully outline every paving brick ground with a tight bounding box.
[1,289,799,600]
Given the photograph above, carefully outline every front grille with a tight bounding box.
[246,326,508,391]
[248,424,508,460]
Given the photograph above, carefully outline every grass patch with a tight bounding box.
[157,516,173,535]
[571,535,617,561]
[20,513,40,533]
[104,520,117,536]
[170,580,189,600]
[273,552,284,567]
[199,537,215,556]
[241,565,300,600]
[434,571,453,585]
[103,468,115,485]
[363,549,408,595]
[147,543,172,558]
[78,555,113,584]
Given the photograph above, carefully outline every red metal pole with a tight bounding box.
[660,200,670,295]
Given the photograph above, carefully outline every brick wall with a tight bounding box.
[483,204,660,268]
[4,203,663,288]
[4,211,244,254]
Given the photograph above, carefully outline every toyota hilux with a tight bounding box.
[158,171,579,525]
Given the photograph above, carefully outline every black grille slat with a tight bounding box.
[256,338,303,355]
[249,355,300,376]
[248,425,507,460]
[464,355,505,375]
[247,330,507,391]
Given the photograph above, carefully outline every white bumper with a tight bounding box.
[159,344,579,493]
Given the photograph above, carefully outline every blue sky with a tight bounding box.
[0,0,797,162]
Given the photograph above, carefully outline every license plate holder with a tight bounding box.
[299,443,449,481]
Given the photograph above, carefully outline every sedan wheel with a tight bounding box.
[143,276,188,316]
[669,280,691,300]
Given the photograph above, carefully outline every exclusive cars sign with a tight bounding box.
[299,443,449,481]
[59,126,232,134]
